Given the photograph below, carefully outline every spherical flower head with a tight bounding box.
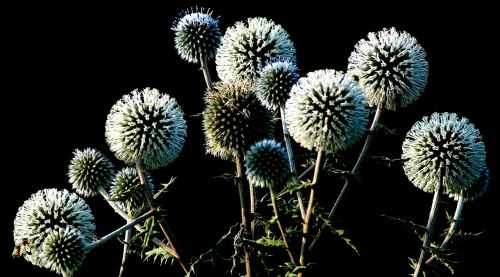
[216,17,296,83]
[448,168,490,202]
[203,81,275,159]
[109,167,154,212]
[105,88,187,170]
[285,69,370,153]
[347,27,429,111]
[245,139,290,189]
[256,59,299,110]
[40,227,87,276]
[402,112,486,193]
[13,189,95,267]
[172,7,221,63]
[68,148,115,197]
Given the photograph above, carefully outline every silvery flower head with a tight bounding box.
[256,58,299,110]
[245,139,290,189]
[13,189,95,267]
[348,27,429,110]
[109,167,154,212]
[105,88,187,170]
[172,7,221,63]
[68,148,115,197]
[216,17,296,83]
[402,113,486,193]
[40,227,87,276]
[285,69,370,153]
[448,168,490,202]
[203,81,275,159]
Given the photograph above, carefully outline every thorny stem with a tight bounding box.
[85,209,156,251]
[413,179,443,277]
[136,162,190,275]
[425,193,465,265]
[235,152,254,277]
[118,205,132,277]
[309,106,383,251]
[281,107,307,220]
[250,176,257,239]
[270,187,297,265]
[298,149,323,277]
[200,55,214,92]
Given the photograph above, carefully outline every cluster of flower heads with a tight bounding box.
[216,17,296,83]
[402,112,486,194]
[348,27,429,111]
[172,7,221,63]
[285,69,370,153]
[13,189,95,275]
[203,81,275,159]
[68,148,115,197]
[105,88,187,170]
[245,139,290,189]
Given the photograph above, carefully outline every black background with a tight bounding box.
[3,1,498,276]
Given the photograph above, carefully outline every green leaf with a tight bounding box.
[154,176,177,199]
[143,247,175,265]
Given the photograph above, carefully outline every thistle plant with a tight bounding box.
[172,7,221,91]
[402,112,486,276]
[216,17,296,83]
[109,167,154,213]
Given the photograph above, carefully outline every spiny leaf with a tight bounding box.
[154,176,177,199]
[143,247,175,266]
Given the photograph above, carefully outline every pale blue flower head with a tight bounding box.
[285,69,369,153]
[216,17,296,83]
[105,88,187,170]
[172,7,221,63]
[256,58,299,110]
[448,168,490,202]
[348,27,428,110]
[68,148,115,197]
[245,139,290,189]
[402,113,486,193]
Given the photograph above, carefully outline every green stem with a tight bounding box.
[280,107,307,220]
[200,55,214,92]
[270,187,297,265]
[298,149,323,277]
[309,106,383,251]
[425,192,464,265]
[413,180,443,277]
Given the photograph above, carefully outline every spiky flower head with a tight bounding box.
[39,227,87,276]
[448,168,490,202]
[203,81,275,159]
[105,88,187,170]
[172,7,221,63]
[109,167,154,212]
[256,59,299,110]
[216,17,296,83]
[348,27,428,110]
[285,69,369,153]
[68,148,115,197]
[245,139,290,189]
[13,189,95,267]
[402,112,486,193]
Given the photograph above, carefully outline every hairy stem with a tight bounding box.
[235,152,254,277]
[298,149,323,277]
[413,181,443,277]
[309,106,383,251]
[200,55,214,92]
[280,107,307,220]
[270,187,297,265]
[425,193,464,265]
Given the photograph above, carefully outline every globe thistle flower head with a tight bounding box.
[256,58,299,110]
[348,27,429,110]
[68,148,115,197]
[216,17,296,83]
[13,189,95,266]
[285,69,370,153]
[402,113,486,193]
[245,139,290,189]
[40,227,87,276]
[106,88,187,170]
[109,167,154,212]
[203,81,275,159]
[172,7,221,63]
[448,168,490,202]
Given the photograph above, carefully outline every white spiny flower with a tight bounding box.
[448,168,490,202]
[68,148,115,197]
[109,167,154,212]
[245,139,290,189]
[256,58,299,110]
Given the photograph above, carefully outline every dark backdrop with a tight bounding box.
[3,1,498,276]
